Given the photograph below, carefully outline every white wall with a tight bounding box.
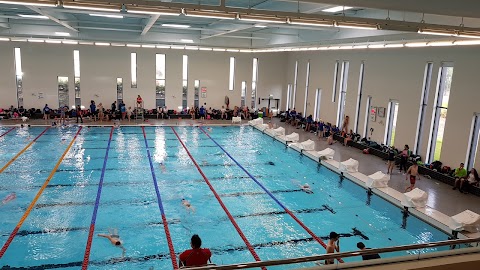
[0,42,286,112]
[286,46,480,169]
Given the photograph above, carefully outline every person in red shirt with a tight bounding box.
[136,95,143,105]
[179,234,212,267]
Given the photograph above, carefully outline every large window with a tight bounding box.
[332,61,339,103]
[251,58,258,109]
[194,80,200,108]
[182,55,188,109]
[466,113,480,169]
[414,63,433,155]
[58,77,69,108]
[229,57,235,91]
[363,96,372,138]
[131,52,137,88]
[286,84,292,111]
[74,50,81,106]
[117,78,123,105]
[336,61,349,127]
[292,61,298,108]
[313,88,322,121]
[384,100,400,146]
[303,61,310,116]
[155,54,166,108]
[354,62,365,133]
[426,63,454,163]
[241,81,247,107]
[14,47,23,108]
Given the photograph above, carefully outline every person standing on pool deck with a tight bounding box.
[325,231,340,265]
[405,163,420,192]
[179,234,212,267]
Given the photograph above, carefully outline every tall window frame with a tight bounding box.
[313,88,322,121]
[131,52,137,88]
[354,62,365,133]
[426,62,454,163]
[303,61,310,116]
[241,81,247,107]
[251,58,258,109]
[286,84,292,111]
[14,47,23,108]
[229,57,235,91]
[363,96,372,138]
[155,54,166,108]
[182,55,188,109]
[466,113,480,169]
[414,62,433,155]
[58,76,69,108]
[117,78,123,105]
[194,80,200,108]
[292,61,298,109]
[336,61,349,127]
[384,100,400,146]
[332,61,339,103]
[74,50,81,106]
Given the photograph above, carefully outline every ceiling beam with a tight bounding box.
[141,14,160,35]
[201,26,254,40]
[28,6,78,32]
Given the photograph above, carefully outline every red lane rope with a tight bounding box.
[0,127,15,138]
[142,127,178,269]
[199,127,344,263]
[170,127,266,270]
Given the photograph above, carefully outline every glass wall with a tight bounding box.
[156,54,166,108]
[414,62,433,155]
[58,77,69,108]
[182,55,188,109]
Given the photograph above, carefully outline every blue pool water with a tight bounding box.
[0,126,454,269]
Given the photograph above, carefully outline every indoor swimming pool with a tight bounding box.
[0,125,455,269]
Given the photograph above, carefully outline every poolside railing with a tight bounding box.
[183,237,480,270]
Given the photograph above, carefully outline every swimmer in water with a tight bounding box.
[2,192,16,205]
[98,228,126,257]
[202,160,208,166]
[300,183,313,194]
[207,127,212,132]
[182,199,195,213]
[160,163,166,173]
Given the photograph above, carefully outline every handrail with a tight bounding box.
[184,237,480,270]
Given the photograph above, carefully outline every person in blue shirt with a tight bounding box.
[120,102,126,120]
[317,120,325,138]
[43,104,50,121]
[90,100,97,121]
[305,115,313,132]
[199,106,206,120]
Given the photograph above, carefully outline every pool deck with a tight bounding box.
[2,116,480,238]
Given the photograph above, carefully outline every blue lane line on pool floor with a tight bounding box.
[141,126,178,270]
[199,127,344,262]
[81,127,114,270]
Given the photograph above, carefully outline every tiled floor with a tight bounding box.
[2,116,480,218]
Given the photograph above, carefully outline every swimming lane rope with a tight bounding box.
[171,127,266,270]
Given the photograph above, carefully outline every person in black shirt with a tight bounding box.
[357,242,381,260]
[387,146,397,174]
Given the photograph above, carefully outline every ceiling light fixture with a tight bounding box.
[156,45,170,48]
[405,42,428,47]
[171,45,184,49]
[45,39,61,43]
[428,41,454,46]
[79,41,94,45]
[0,0,55,7]
[288,18,333,27]
[384,44,404,48]
[212,48,226,51]
[339,45,353,49]
[161,24,190,28]
[62,40,78,44]
[254,25,267,28]
[28,39,44,43]
[184,10,235,20]
[111,43,125,47]
[127,7,180,16]
[63,4,121,12]
[55,32,70,36]
[180,39,194,43]
[185,46,198,50]
[352,45,368,49]
[0,37,11,41]
[141,44,155,48]
[94,42,110,46]
[126,44,141,47]
[89,13,124,19]
[456,32,480,39]
[322,6,353,13]
[335,21,378,30]
[240,14,286,24]
[199,47,212,51]
[454,40,480,45]
[18,14,49,19]
[418,29,455,37]
[368,44,385,49]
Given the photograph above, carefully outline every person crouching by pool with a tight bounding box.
[325,232,341,265]
[405,163,420,192]
[182,198,195,213]
[98,228,126,257]
[179,234,212,268]
[357,242,381,260]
